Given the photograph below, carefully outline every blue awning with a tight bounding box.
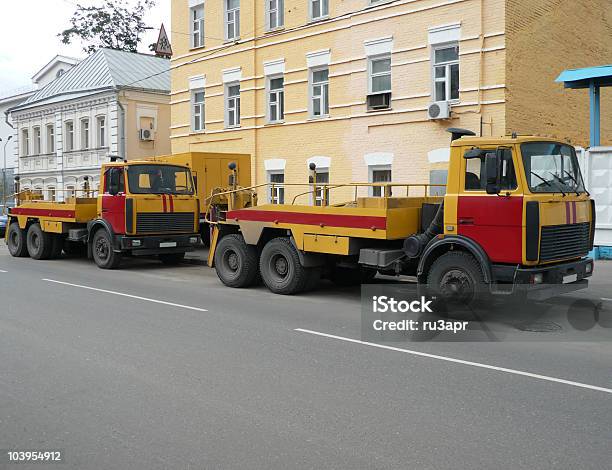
[556,65,612,89]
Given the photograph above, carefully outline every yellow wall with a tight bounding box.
[505,0,612,147]
[122,90,172,160]
[171,0,507,203]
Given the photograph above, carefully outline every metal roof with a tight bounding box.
[555,65,612,89]
[13,49,170,111]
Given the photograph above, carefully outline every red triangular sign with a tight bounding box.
[155,24,172,58]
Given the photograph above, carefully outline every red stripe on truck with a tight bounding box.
[226,209,387,230]
[9,207,76,218]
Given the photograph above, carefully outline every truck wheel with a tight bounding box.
[260,237,310,295]
[426,251,485,304]
[7,222,29,257]
[214,234,259,287]
[27,223,52,260]
[159,252,185,265]
[92,229,121,269]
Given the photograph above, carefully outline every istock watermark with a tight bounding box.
[361,284,612,343]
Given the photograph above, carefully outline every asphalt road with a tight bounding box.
[0,245,610,470]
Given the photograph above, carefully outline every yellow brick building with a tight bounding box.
[169,0,611,203]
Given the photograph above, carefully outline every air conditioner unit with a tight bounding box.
[427,101,451,120]
[139,129,155,141]
[367,92,391,111]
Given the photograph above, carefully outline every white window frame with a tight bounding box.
[47,186,56,202]
[309,67,329,119]
[266,0,284,30]
[225,0,240,41]
[368,54,392,94]
[190,3,205,49]
[80,118,90,150]
[32,126,41,155]
[192,88,205,132]
[65,121,74,151]
[268,170,285,204]
[96,116,106,148]
[225,82,241,128]
[267,75,285,123]
[369,164,392,197]
[432,42,460,102]
[21,128,30,156]
[310,0,329,21]
[46,124,55,153]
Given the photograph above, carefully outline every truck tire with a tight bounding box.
[426,251,485,304]
[260,237,310,295]
[214,234,259,288]
[7,222,29,257]
[159,252,185,265]
[92,229,122,269]
[27,223,52,260]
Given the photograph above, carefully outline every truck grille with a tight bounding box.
[540,223,590,261]
[136,212,194,234]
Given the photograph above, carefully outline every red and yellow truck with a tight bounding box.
[5,160,201,269]
[205,129,595,301]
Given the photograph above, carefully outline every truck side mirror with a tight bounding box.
[485,153,500,195]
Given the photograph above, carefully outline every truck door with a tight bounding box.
[457,147,522,264]
[101,167,126,234]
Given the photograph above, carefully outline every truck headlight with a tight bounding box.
[189,236,199,244]
[131,239,142,247]
[531,273,543,284]
[586,262,593,274]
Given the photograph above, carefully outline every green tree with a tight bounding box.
[59,0,157,54]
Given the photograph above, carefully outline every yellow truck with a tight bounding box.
[5,160,201,269]
[151,152,251,244]
[205,129,595,301]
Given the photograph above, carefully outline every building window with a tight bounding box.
[21,129,30,156]
[268,171,285,204]
[46,124,55,153]
[81,118,90,149]
[97,116,106,147]
[192,89,205,131]
[47,187,56,202]
[33,126,41,155]
[313,169,329,206]
[370,165,392,197]
[226,83,241,128]
[225,0,240,40]
[369,55,391,94]
[433,44,459,102]
[266,0,284,30]
[310,68,329,118]
[310,0,329,20]
[64,121,74,151]
[191,3,205,48]
[268,76,285,123]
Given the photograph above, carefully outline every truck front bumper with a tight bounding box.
[115,233,200,256]
[513,258,593,300]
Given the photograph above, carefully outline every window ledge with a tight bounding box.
[309,16,330,24]
[366,107,393,113]
[189,46,206,52]
[224,37,241,44]
[265,121,285,126]
[307,115,330,121]
[265,27,285,34]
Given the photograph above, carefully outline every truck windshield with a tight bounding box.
[127,165,194,195]
[521,142,586,194]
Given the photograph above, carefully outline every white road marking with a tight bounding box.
[0,269,7,273]
[42,279,208,312]
[295,328,612,395]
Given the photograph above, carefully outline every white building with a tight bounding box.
[8,48,171,201]
[1,56,79,172]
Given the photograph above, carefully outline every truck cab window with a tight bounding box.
[464,149,517,191]
[104,168,125,194]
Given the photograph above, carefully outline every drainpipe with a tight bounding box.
[116,98,126,160]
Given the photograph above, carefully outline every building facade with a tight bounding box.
[1,56,80,172]
[170,0,611,203]
[9,49,172,200]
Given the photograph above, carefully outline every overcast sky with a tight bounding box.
[0,0,171,92]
